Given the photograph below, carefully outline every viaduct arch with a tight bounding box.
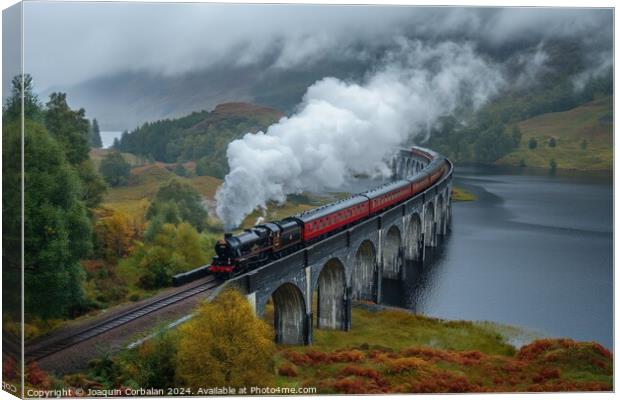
[216,147,453,345]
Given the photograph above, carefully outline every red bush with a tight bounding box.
[282,350,312,366]
[525,376,611,392]
[386,357,427,374]
[284,349,366,366]
[591,343,613,359]
[457,350,485,365]
[409,371,476,393]
[400,347,454,363]
[331,377,370,394]
[278,362,298,377]
[517,339,575,361]
[26,362,50,388]
[533,367,561,383]
[339,365,382,380]
[3,357,17,381]
[331,350,366,363]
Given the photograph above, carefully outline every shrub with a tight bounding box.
[3,357,17,380]
[277,363,298,377]
[99,151,131,186]
[120,331,178,388]
[548,137,557,147]
[386,357,428,374]
[409,371,476,393]
[26,362,50,388]
[331,377,370,394]
[175,289,275,389]
[64,373,104,390]
[331,350,366,363]
[549,159,557,173]
[517,339,576,361]
[528,137,538,150]
[533,368,561,383]
[338,365,382,381]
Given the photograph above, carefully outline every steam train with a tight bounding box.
[209,148,449,279]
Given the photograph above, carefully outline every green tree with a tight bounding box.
[44,92,90,165]
[77,159,107,210]
[90,118,103,148]
[146,180,207,231]
[100,151,131,187]
[121,331,178,389]
[548,137,557,148]
[175,223,208,267]
[4,120,91,318]
[136,221,207,289]
[174,162,187,177]
[549,159,557,174]
[175,290,275,389]
[2,74,42,122]
[528,137,538,150]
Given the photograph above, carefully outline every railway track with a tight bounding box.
[22,276,220,362]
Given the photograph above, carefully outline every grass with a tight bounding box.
[497,95,612,170]
[271,305,613,393]
[89,148,145,169]
[451,186,477,202]
[101,164,223,216]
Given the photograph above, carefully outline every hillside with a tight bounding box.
[55,59,367,131]
[115,102,283,178]
[497,96,613,170]
[274,305,612,393]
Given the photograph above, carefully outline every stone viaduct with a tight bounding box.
[218,147,453,345]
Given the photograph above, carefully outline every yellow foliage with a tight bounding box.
[175,289,275,389]
[95,211,138,260]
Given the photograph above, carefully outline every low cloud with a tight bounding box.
[215,39,504,228]
[21,4,612,91]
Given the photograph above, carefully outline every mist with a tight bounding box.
[21,4,611,91]
[215,39,504,228]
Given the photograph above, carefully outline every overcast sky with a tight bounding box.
[14,3,612,93]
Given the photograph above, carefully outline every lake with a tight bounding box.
[100,131,123,149]
[380,166,613,349]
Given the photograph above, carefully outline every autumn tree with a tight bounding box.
[94,212,135,261]
[176,289,275,389]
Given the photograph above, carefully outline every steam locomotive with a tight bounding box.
[209,148,449,279]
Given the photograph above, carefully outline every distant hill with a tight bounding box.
[115,101,283,178]
[52,59,367,131]
[497,96,612,170]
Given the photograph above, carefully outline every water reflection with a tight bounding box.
[379,166,613,349]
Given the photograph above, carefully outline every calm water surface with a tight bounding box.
[381,166,613,349]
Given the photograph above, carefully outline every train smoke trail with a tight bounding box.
[215,39,503,229]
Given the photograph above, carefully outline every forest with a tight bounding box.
[420,40,613,166]
[2,75,223,341]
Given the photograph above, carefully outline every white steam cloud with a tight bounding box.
[215,40,504,229]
